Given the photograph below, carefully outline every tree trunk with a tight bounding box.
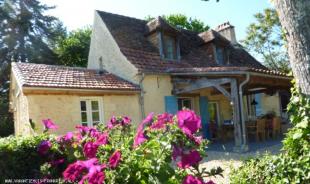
[274,0,310,95]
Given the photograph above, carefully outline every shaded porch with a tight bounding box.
[170,70,292,152]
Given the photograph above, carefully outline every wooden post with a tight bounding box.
[231,79,243,150]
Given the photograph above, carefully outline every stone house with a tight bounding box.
[9,11,291,150]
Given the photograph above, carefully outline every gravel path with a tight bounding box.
[200,140,283,184]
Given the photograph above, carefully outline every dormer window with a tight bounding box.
[163,34,177,60]
[215,46,225,65]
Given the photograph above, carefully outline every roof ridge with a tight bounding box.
[96,10,202,35]
[15,62,108,73]
[96,10,147,23]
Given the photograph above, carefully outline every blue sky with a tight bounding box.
[40,0,273,41]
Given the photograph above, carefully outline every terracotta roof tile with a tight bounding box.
[12,62,140,91]
[97,11,275,74]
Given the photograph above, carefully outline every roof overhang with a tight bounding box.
[22,86,140,95]
[169,70,292,80]
[170,70,292,95]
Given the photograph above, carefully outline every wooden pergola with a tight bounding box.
[171,71,292,152]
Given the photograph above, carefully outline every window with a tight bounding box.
[80,98,102,127]
[178,98,193,110]
[215,46,225,65]
[163,34,177,60]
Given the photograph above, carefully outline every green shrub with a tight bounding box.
[0,134,52,180]
[230,84,310,184]
[0,111,221,183]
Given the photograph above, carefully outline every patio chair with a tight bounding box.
[256,119,266,142]
[246,121,257,142]
[265,118,273,140]
[272,117,281,139]
[209,121,219,141]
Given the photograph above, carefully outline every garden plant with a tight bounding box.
[0,110,222,184]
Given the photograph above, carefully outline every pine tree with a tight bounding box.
[0,0,66,136]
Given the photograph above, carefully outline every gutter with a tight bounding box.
[169,71,292,80]
[138,73,146,119]
[239,73,250,150]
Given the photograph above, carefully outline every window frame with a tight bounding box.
[79,97,104,127]
[159,32,180,61]
[177,97,194,110]
[215,46,226,65]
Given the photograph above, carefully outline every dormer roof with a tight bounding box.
[96,10,284,75]
[145,16,180,35]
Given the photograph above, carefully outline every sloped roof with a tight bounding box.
[168,66,288,76]
[12,62,140,91]
[96,11,274,74]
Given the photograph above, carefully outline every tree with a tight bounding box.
[146,14,209,32]
[0,0,65,64]
[55,27,92,67]
[242,9,290,73]
[273,0,310,96]
[0,0,65,136]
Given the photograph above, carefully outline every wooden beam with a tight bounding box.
[174,77,232,94]
[230,79,242,148]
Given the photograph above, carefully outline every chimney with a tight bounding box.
[215,22,237,44]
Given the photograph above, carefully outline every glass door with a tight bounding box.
[208,102,219,124]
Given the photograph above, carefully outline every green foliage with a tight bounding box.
[0,112,221,183]
[146,14,209,32]
[0,134,52,180]
[230,84,310,184]
[55,27,92,67]
[242,8,290,73]
[0,63,13,137]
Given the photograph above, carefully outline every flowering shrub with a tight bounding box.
[0,110,222,183]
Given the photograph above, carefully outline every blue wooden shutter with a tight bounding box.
[165,96,178,114]
[255,93,262,116]
[199,96,210,139]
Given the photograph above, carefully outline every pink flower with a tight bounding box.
[83,142,99,158]
[177,150,202,169]
[189,135,203,145]
[63,132,74,141]
[172,145,183,161]
[182,175,204,184]
[109,150,121,169]
[133,130,147,148]
[63,161,87,182]
[95,132,108,145]
[50,158,65,167]
[107,116,132,129]
[107,116,117,129]
[137,113,154,132]
[122,116,131,125]
[150,113,173,130]
[38,140,52,155]
[76,125,90,135]
[82,158,99,168]
[42,119,58,130]
[89,128,100,137]
[79,165,105,184]
[63,158,99,182]
[177,110,201,136]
